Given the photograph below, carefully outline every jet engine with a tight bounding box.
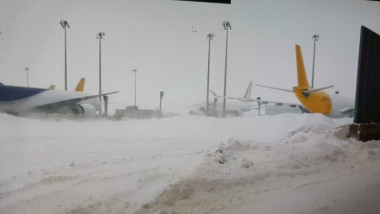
[78,103,97,117]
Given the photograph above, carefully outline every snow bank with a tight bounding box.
[1,113,379,214]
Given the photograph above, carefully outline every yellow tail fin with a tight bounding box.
[75,78,85,92]
[48,85,55,90]
[295,45,310,88]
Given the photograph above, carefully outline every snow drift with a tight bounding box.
[1,113,380,214]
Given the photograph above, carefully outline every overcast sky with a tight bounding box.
[1,0,380,112]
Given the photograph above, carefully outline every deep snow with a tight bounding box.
[1,113,380,214]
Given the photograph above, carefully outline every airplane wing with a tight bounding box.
[210,90,258,102]
[210,89,303,108]
[33,91,118,112]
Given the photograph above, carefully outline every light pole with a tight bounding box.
[222,21,231,116]
[206,33,214,114]
[97,32,105,114]
[25,67,29,87]
[160,91,164,114]
[133,69,137,106]
[60,20,70,90]
[312,34,319,89]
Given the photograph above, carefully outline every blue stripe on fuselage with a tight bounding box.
[0,84,47,102]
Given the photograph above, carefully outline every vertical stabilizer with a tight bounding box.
[75,78,85,92]
[296,45,310,88]
[243,80,253,99]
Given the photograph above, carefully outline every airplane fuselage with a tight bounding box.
[0,84,100,116]
[294,86,354,117]
[294,86,332,115]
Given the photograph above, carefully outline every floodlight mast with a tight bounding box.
[206,33,214,114]
[25,67,29,87]
[312,34,319,89]
[60,20,70,90]
[97,32,105,114]
[222,21,231,117]
[133,69,137,106]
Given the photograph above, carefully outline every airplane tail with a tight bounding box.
[243,81,253,99]
[256,45,313,93]
[75,78,85,92]
[295,45,310,88]
[257,45,333,97]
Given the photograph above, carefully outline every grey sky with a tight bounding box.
[1,0,380,112]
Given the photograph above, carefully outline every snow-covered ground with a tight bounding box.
[1,113,380,214]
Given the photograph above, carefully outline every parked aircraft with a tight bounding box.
[48,78,84,91]
[190,81,255,116]
[212,45,354,117]
[210,87,305,116]
[0,79,117,116]
[257,45,354,117]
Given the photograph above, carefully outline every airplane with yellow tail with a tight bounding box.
[257,45,354,117]
[0,77,117,116]
[211,45,354,117]
[48,78,85,92]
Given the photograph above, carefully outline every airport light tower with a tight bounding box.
[25,67,29,87]
[133,69,137,107]
[222,21,231,116]
[97,32,105,114]
[60,20,70,90]
[206,33,214,114]
[312,34,319,89]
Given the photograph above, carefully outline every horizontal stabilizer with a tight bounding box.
[255,84,293,93]
[304,85,334,93]
[210,89,256,102]
[209,89,218,97]
[302,85,334,96]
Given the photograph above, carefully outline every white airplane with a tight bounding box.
[212,45,354,117]
[190,81,255,116]
[0,78,117,116]
[210,86,305,116]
